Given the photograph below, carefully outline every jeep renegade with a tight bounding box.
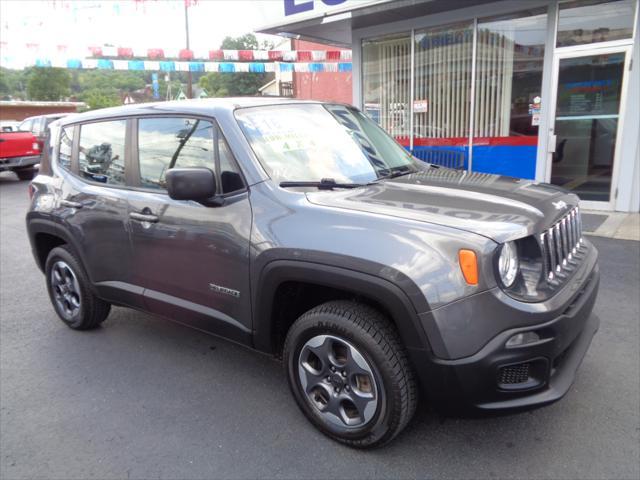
[26,98,599,448]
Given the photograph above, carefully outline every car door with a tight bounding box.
[127,116,252,343]
[54,119,142,308]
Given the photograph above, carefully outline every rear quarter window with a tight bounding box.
[58,126,73,171]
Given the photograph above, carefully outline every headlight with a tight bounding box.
[498,241,519,287]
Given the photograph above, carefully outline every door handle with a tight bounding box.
[60,199,83,209]
[130,211,159,223]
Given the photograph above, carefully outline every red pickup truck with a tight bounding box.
[0,131,41,180]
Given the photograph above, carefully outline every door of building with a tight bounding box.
[547,45,631,210]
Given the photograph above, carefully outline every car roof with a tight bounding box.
[58,97,341,126]
[24,113,71,121]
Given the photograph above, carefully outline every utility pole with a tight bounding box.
[184,2,193,99]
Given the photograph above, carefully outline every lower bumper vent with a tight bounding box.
[497,358,549,391]
[499,363,530,385]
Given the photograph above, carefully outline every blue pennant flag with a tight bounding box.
[97,59,114,69]
[128,60,145,71]
[249,63,265,73]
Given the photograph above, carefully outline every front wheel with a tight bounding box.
[283,300,418,448]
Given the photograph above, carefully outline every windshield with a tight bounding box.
[235,104,418,184]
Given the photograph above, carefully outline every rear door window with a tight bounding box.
[78,120,127,185]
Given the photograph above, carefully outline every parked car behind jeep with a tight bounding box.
[0,130,40,180]
[19,113,69,150]
[26,99,599,448]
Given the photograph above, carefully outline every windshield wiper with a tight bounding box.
[376,166,416,181]
[280,178,369,190]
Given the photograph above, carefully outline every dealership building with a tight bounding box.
[259,0,640,212]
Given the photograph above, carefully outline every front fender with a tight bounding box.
[251,256,434,355]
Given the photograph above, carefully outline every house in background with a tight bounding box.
[0,100,86,122]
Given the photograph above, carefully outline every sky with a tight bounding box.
[0,0,285,69]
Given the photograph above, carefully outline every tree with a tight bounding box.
[26,68,71,101]
[0,68,29,99]
[80,88,121,110]
[199,34,274,98]
[220,34,260,50]
[74,70,146,94]
[0,73,9,99]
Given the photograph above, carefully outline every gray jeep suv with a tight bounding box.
[26,98,599,448]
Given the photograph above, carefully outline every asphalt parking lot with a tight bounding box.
[1,172,639,480]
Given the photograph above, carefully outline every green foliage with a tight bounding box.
[220,33,260,50]
[0,68,26,99]
[220,33,274,51]
[199,72,270,97]
[26,67,71,101]
[72,70,147,94]
[80,89,121,110]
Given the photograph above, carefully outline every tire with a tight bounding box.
[283,300,417,448]
[14,168,36,181]
[45,245,111,330]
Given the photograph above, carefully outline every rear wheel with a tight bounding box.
[45,245,111,330]
[283,300,417,448]
[14,167,36,181]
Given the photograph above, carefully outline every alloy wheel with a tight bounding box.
[297,334,381,428]
[50,260,81,319]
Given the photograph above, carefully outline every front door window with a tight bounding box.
[551,51,626,202]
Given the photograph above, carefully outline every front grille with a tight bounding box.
[498,363,531,385]
[539,207,585,285]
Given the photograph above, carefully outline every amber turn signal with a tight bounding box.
[458,249,478,285]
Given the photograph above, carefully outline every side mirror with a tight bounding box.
[166,167,216,201]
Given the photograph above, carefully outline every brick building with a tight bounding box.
[0,101,86,122]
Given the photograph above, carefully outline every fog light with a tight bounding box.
[506,331,540,347]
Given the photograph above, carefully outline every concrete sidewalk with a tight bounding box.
[583,211,640,241]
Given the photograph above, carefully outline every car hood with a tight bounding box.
[305,168,579,243]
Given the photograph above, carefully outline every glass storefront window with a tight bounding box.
[557,0,636,48]
[362,33,411,143]
[412,22,473,169]
[472,10,547,179]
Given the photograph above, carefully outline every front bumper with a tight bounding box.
[411,240,600,412]
[0,155,40,171]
